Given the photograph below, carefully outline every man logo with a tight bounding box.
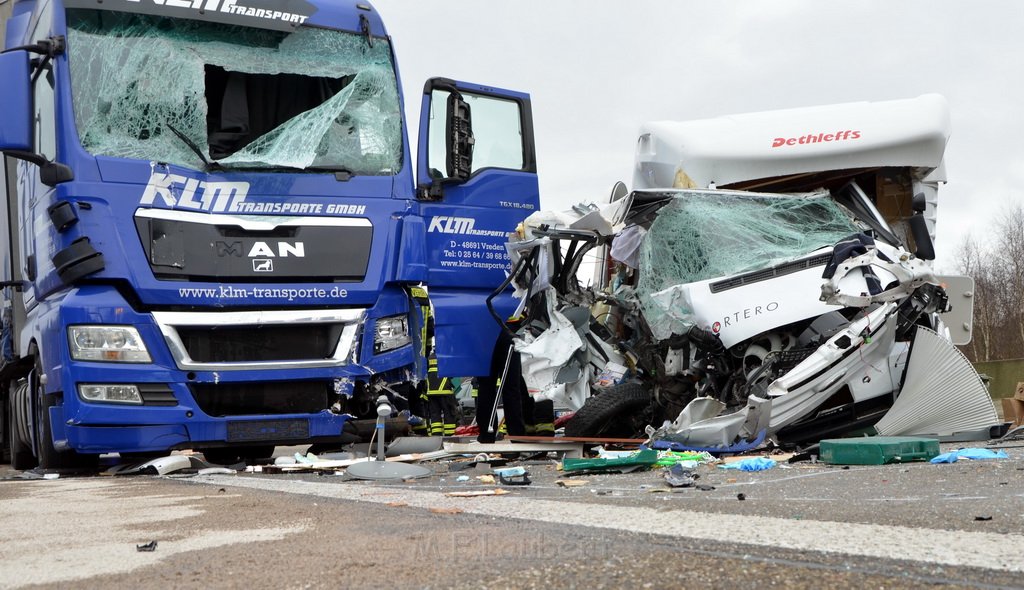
[253,259,274,272]
[216,241,244,257]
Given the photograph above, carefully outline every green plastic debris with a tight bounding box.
[820,436,940,465]
[654,450,714,467]
[562,449,658,473]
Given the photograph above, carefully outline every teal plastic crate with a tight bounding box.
[819,436,940,465]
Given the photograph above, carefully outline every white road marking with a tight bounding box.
[0,479,306,588]
[198,474,1024,573]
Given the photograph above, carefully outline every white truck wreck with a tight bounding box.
[501,94,1000,450]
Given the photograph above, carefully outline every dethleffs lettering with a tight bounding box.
[124,0,311,24]
[771,130,861,148]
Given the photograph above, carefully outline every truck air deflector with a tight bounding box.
[152,309,364,371]
[64,0,319,34]
[134,209,372,281]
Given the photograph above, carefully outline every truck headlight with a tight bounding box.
[374,315,411,353]
[78,384,143,405]
[68,326,152,362]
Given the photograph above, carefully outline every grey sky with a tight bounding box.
[373,0,1022,271]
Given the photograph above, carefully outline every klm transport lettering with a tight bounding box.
[428,216,507,237]
[771,130,861,148]
[124,0,311,25]
[139,172,365,215]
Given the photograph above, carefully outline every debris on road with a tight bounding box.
[135,541,158,552]
[718,457,777,472]
[562,449,658,473]
[443,441,585,458]
[664,464,698,488]
[444,489,512,498]
[821,436,940,465]
[930,448,1010,464]
[428,507,464,515]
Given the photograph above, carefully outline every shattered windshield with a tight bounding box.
[637,190,858,291]
[66,9,402,174]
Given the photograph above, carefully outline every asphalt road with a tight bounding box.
[1,442,1023,589]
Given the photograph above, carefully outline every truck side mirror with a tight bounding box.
[0,51,33,153]
[907,214,935,260]
[911,191,927,213]
[445,92,474,182]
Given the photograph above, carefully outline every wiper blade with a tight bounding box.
[295,165,357,181]
[165,122,221,171]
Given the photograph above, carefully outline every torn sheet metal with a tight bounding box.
[765,303,898,432]
[515,290,589,410]
[873,326,999,438]
[820,236,938,308]
[649,395,771,451]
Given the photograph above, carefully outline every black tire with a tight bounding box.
[1,380,10,465]
[7,380,35,470]
[33,359,97,471]
[203,445,275,465]
[564,382,653,438]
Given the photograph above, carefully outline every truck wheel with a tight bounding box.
[564,382,652,438]
[203,445,275,465]
[32,361,97,471]
[7,380,36,470]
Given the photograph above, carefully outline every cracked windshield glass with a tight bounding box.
[66,9,403,173]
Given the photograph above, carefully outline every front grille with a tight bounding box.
[710,253,832,293]
[190,381,332,417]
[177,324,344,362]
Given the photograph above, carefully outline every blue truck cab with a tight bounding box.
[0,0,539,469]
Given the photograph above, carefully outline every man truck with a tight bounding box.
[0,0,538,469]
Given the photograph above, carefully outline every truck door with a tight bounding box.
[416,78,540,377]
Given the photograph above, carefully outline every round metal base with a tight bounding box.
[345,460,433,481]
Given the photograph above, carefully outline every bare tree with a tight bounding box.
[955,236,993,361]
[954,201,1024,362]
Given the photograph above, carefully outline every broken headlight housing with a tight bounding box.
[68,326,152,362]
[373,315,411,353]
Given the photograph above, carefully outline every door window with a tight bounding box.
[427,89,524,180]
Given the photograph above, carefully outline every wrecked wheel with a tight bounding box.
[565,382,652,438]
[6,380,35,470]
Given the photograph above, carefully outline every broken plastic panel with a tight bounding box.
[636,190,859,336]
[67,10,402,173]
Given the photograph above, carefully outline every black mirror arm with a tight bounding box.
[3,151,74,187]
[2,35,65,57]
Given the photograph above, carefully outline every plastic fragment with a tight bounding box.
[429,507,464,514]
[718,458,777,472]
[929,448,1009,464]
[444,489,511,498]
[493,466,527,477]
[556,479,588,487]
[664,463,698,488]
[136,541,158,552]
[456,475,470,482]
